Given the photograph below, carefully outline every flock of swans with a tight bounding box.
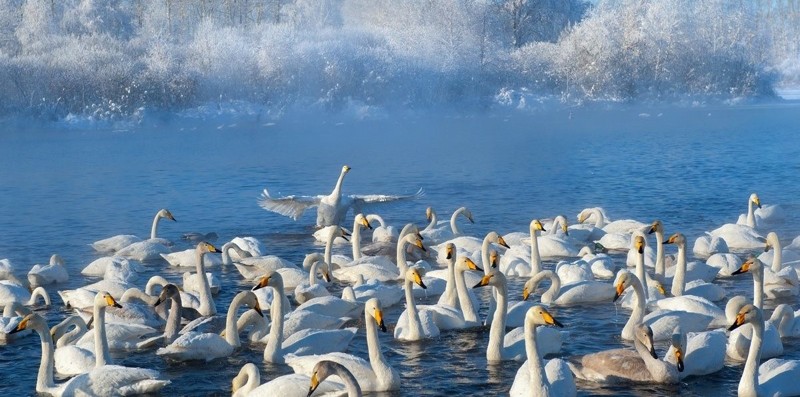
[3,164,800,396]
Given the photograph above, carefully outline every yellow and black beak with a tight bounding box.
[340,228,350,242]
[663,234,677,245]
[252,275,270,291]
[765,242,773,253]
[729,312,746,331]
[426,207,432,221]
[473,274,493,289]
[522,286,530,301]
[166,211,176,221]
[206,242,221,253]
[635,236,645,254]
[446,246,453,260]
[498,236,510,249]
[613,281,626,302]
[307,372,320,397]
[732,260,752,276]
[466,258,482,272]
[105,295,122,309]
[8,316,30,335]
[254,301,264,317]
[754,197,761,209]
[490,252,499,268]
[415,239,427,252]
[675,347,684,372]
[154,296,165,307]
[647,223,657,235]
[541,310,564,328]
[413,271,427,289]
[322,271,331,283]
[362,217,372,230]
[375,308,387,332]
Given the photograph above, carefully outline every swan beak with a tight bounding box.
[635,236,645,254]
[664,234,678,245]
[205,242,221,253]
[754,197,761,208]
[732,260,752,275]
[578,213,587,223]
[656,283,666,296]
[467,215,475,224]
[648,344,657,359]
[647,223,657,235]
[426,207,432,221]
[523,286,530,301]
[375,309,387,332]
[8,316,30,334]
[322,271,331,283]
[473,274,493,289]
[252,276,270,291]
[362,218,372,230]
[542,311,564,328]
[308,372,320,397]
[675,348,684,372]
[105,295,122,308]
[729,312,746,331]
[154,296,165,307]
[340,228,350,242]
[498,236,510,249]
[765,243,772,253]
[413,272,427,289]
[253,301,264,317]
[613,282,626,302]
[465,257,482,272]
[490,252,499,268]
[446,246,453,260]
[415,239,427,252]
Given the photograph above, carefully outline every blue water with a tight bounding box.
[2,103,800,396]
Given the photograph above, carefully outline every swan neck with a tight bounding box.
[530,229,542,275]
[334,365,363,397]
[634,336,671,382]
[525,320,549,393]
[753,268,764,310]
[655,231,665,277]
[424,211,437,232]
[325,231,334,265]
[164,294,181,343]
[624,276,646,339]
[747,200,756,228]
[487,281,508,360]
[195,250,216,316]
[94,303,111,367]
[396,238,410,276]
[771,239,782,273]
[403,279,423,338]
[455,268,478,323]
[365,309,390,387]
[332,169,347,198]
[146,276,168,295]
[450,208,464,234]
[441,256,457,307]
[352,219,362,261]
[224,293,246,347]
[150,212,162,239]
[741,318,763,396]
[264,285,284,362]
[28,287,51,306]
[309,261,321,286]
[35,323,56,391]
[542,271,561,304]
[637,252,650,301]
[592,208,605,228]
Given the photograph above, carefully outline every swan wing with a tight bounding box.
[759,359,800,396]
[62,365,169,396]
[156,332,233,361]
[348,188,424,214]
[282,327,356,356]
[567,349,652,382]
[249,373,344,397]
[258,188,323,220]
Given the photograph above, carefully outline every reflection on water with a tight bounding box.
[1,104,800,396]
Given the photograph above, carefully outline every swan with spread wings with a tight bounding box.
[258,165,424,227]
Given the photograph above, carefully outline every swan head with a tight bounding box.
[525,305,564,328]
[404,267,427,289]
[729,303,763,331]
[426,207,434,221]
[252,271,283,292]
[647,220,663,235]
[633,234,645,254]
[95,291,122,309]
[444,243,455,260]
[663,233,685,246]
[158,209,177,221]
[635,324,658,359]
[486,231,510,249]
[750,193,761,209]
[473,270,506,289]
[522,277,535,301]
[489,250,499,268]
[342,165,351,174]
[332,227,350,242]
[403,234,426,252]
[529,220,546,234]
[196,241,222,255]
[232,363,257,394]
[552,215,569,235]
[732,255,762,276]
[355,213,372,230]
[238,291,263,317]
[764,232,779,252]
[154,284,180,307]
[456,256,482,273]
[364,298,387,332]
[461,207,475,223]
[309,361,354,396]
[8,313,46,335]
[49,254,64,266]
[613,270,634,302]
[302,253,326,270]
[670,331,686,372]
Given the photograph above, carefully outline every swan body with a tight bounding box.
[567,323,683,384]
[161,248,223,267]
[285,298,400,392]
[662,233,724,301]
[770,304,800,337]
[693,234,730,259]
[233,361,361,397]
[761,232,800,298]
[351,276,404,308]
[508,306,574,397]
[115,238,173,262]
[80,256,142,280]
[91,209,175,252]
[420,206,474,244]
[0,301,32,341]
[0,282,50,308]
[294,254,331,304]
[50,315,94,376]
[27,254,69,287]
[258,165,423,227]
[156,290,262,361]
[729,304,800,397]
[183,271,221,296]
[665,329,726,379]
[708,223,765,251]
[706,253,743,277]
[394,267,441,341]
[577,245,616,279]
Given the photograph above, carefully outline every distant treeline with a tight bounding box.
[0,0,797,120]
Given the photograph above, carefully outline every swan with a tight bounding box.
[145,275,201,313]
[508,306,576,397]
[233,360,361,397]
[769,304,800,337]
[160,246,223,267]
[258,164,423,227]
[294,254,331,304]
[0,301,32,341]
[156,290,262,361]
[520,269,615,308]
[614,270,714,342]
[577,244,616,279]
[334,232,424,284]
[0,282,50,308]
[760,231,800,298]
[729,304,800,397]
[500,220,546,277]
[224,240,295,275]
[285,298,400,392]
[663,232,724,301]
[693,234,730,259]
[91,208,176,252]
[9,311,170,396]
[647,220,667,280]
[537,216,580,258]
[420,206,474,244]
[394,267,441,341]
[367,213,397,243]
[567,323,683,384]
[27,254,69,287]
[80,256,142,279]
[664,329,726,379]
[183,271,221,296]
[186,242,222,316]
[50,315,94,376]
[735,192,776,228]
[579,207,647,250]
[136,284,184,349]
[253,272,356,363]
[706,252,744,277]
[708,222,765,251]
[115,238,173,262]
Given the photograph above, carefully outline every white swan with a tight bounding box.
[367,213,397,243]
[160,246,223,267]
[253,272,356,363]
[735,192,762,228]
[188,242,222,316]
[729,304,800,397]
[91,208,175,252]
[760,231,800,298]
[567,323,683,384]
[614,270,714,342]
[508,306,575,397]
[182,271,221,296]
[420,206,474,244]
[664,328,726,379]
[662,233,724,301]
[706,252,743,277]
[769,304,800,337]
[50,315,94,376]
[521,269,614,307]
[27,254,69,287]
[9,311,170,396]
[500,220,544,277]
[80,256,142,279]
[579,207,647,250]
[258,164,423,227]
[0,301,31,341]
[647,220,667,280]
[693,233,730,259]
[156,290,262,361]
[394,267,441,341]
[0,282,50,308]
[233,360,361,397]
[294,254,331,304]
[708,222,765,251]
[285,298,400,392]
[115,238,173,262]
[577,244,616,279]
